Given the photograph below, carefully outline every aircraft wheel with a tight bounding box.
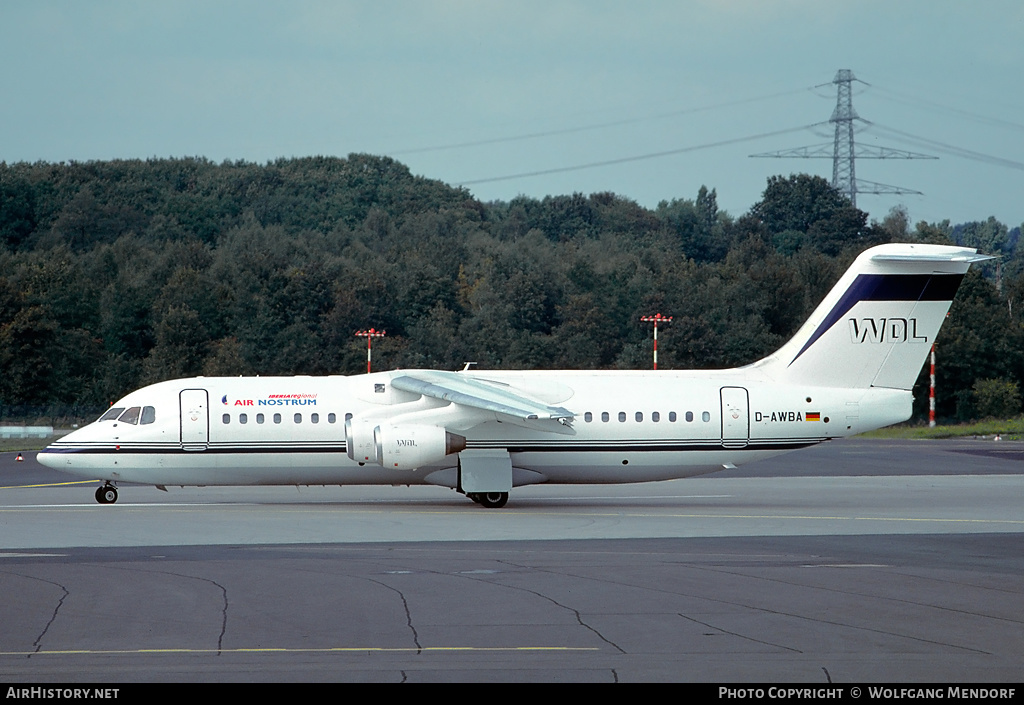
[477,492,508,509]
[95,485,118,504]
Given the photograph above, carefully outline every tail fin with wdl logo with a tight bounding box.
[753,243,993,390]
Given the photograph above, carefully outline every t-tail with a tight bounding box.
[753,243,993,390]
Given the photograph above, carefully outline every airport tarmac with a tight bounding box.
[1,438,1022,683]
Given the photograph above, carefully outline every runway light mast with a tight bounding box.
[355,328,386,373]
[640,313,672,370]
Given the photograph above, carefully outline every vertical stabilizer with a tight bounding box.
[754,244,991,390]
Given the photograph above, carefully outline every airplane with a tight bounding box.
[37,243,990,508]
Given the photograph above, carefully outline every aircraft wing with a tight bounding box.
[390,371,575,427]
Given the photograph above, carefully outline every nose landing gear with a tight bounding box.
[95,484,118,504]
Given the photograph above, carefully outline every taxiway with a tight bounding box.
[1,438,1021,682]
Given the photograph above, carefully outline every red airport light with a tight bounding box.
[355,328,386,373]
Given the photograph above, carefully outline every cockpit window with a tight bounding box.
[118,407,142,425]
[140,406,156,425]
[100,407,125,421]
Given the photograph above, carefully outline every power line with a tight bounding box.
[870,85,1024,134]
[750,69,933,207]
[867,122,1024,171]
[393,88,809,156]
[457,123,824,186]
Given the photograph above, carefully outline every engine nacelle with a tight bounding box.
[373,424,467,470]
[345,417,380,464]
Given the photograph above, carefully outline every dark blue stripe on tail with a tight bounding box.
[788,273,964,366]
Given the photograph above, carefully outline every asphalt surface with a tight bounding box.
[1,438,1022,683]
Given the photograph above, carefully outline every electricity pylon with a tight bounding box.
[751,69,936,207]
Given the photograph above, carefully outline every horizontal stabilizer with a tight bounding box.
[869,251,995,264]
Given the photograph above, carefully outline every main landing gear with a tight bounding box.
[468,492,509,509]
[94,483,118,504]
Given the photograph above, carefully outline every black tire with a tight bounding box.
[95,486,118,504]
[477,492,508,509]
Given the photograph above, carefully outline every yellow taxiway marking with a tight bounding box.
[1,646,597,657]
[0,480,95,490]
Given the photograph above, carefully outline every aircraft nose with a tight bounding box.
[36,426,89,467]
[36,448,58,468]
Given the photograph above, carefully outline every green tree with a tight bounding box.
[972,378,1021,419]
[955,217,1009,254]
[0,175,37,249]
[749,174,870,256]
[929,270,1024,418]
[911,220,954,245]
[141,305,210,383]
[0,306,58,402]
[655,186,728,262]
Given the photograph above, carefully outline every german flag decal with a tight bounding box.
[806,412,821,422]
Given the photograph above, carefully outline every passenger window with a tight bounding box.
[685,411,694,422]
[635,412,643,422]
[101,407,125,422]
[222,414,230,424]
[652,412,660,422]
[329,413,337,424]
[618,412,626,422]
[118,407,142,425]
[669,412,677,422]
[273,413,281,424]
[140,406,156,424]
[311,413,319,424]
[239,413,248,424]
[294,413,302,423]
[584,412,593,422]
[702,411,711,422]
[601,412,609,422]
[257,413,265,424]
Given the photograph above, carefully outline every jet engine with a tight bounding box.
[373,424,467,470]
[345,417,380,464]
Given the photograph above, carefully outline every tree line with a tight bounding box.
[0,155,1021,423]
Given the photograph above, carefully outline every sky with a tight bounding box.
[2,1,1022,229]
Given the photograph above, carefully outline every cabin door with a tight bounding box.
[720,386,749,448]
[180,388,209,451]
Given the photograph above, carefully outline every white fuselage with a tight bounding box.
[38,370,910,488]
[37,243,988,504]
